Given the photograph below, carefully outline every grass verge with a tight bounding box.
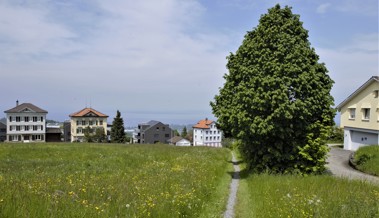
[0,143,231,218]
[354,145,379,176]
[234,150,379,218]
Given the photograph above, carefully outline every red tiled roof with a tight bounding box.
[193,119,214,129]
[69,108,108,117]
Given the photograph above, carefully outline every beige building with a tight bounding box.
[69,108,108,142]
[337,76,379,150]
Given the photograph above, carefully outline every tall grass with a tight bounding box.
[354,145,379,176]
[236,174,378,218]
[0,143,231,218]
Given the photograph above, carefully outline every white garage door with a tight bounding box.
[351,131,378,151]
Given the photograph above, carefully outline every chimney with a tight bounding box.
[16,100,19,106]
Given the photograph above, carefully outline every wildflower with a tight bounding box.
[287,193,291,198]
[125,204,130,208]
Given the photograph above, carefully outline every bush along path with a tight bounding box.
[224,152,240,218]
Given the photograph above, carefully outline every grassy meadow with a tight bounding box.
[354,145,379,176]
[0,143,231,218]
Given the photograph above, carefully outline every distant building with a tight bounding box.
[46,127,62,142]
[69,108,108,142]
[0,121,6,142]
[168,136,191,146]
[63,120,71,142]
[136,120,173,144]
[193,118,222,147]
[337,76,379,150]
[4,101,48,142]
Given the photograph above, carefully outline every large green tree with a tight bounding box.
[110,110,126,143]
[211,4,335,174]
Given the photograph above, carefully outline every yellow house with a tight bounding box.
[337,76,379,150]
[69,108,108,142]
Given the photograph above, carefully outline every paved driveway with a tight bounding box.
[327,146,379,184]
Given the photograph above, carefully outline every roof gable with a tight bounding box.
[69,108,108,118]
[337,76,379,110]
[4,103,47,113]
[193,119,214,129]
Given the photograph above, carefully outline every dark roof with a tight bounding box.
[4,103,48,113]
[46,127,62,134]
[69,108,108,117]
[0,122,6,128]
[337,76,379,110]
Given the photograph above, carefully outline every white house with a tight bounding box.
[337,76,379,150]
[193,118,222,147]
[168,136,191,146]
[4,101,48,142]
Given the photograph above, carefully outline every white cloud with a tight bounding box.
[316,3,331,14]
[317,33,378,105]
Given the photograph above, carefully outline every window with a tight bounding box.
[25,126,29,131]
[77,128,82,134]
[24,117,29,122]
[206,137,208,140]
[100,120,103,125]
[162,127,166,131]
[9,126,13,131]
[349,108,356,119]
[40,117,43,122]
[89,121,93,125]
[96,120,98,125]
[16,126,21,131]
[363,108,370,120]
[33,117,38,122]
[374,90,379,98]
[9,116,12,122]
[16,116,21,122]
[156,127,160,131]
[206,131,208,134]
[33,125,38,131]
[77,120,80,126]
[41,125,43,131]
[214,131,216,134]
[165,134,170,138]
[82,120,86,125]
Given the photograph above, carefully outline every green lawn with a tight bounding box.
[354,145,379,176]
[234,152,379,218]
[0,143,231,218]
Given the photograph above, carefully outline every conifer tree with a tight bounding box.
[181,126,188,138]
[110,110,126,143]
[211,4,335,174]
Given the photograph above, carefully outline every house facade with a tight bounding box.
[337,76,379,150]
[193,118,222,147]
[69,108,108,142]
[136,120,172,144]
[4,101,48,142]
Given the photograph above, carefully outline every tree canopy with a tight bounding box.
[110,110,126,143]
[211,4,335,174]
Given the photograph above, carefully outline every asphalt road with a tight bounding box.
[327,146,379,184]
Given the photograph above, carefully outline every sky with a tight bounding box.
[0,0,378,126]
